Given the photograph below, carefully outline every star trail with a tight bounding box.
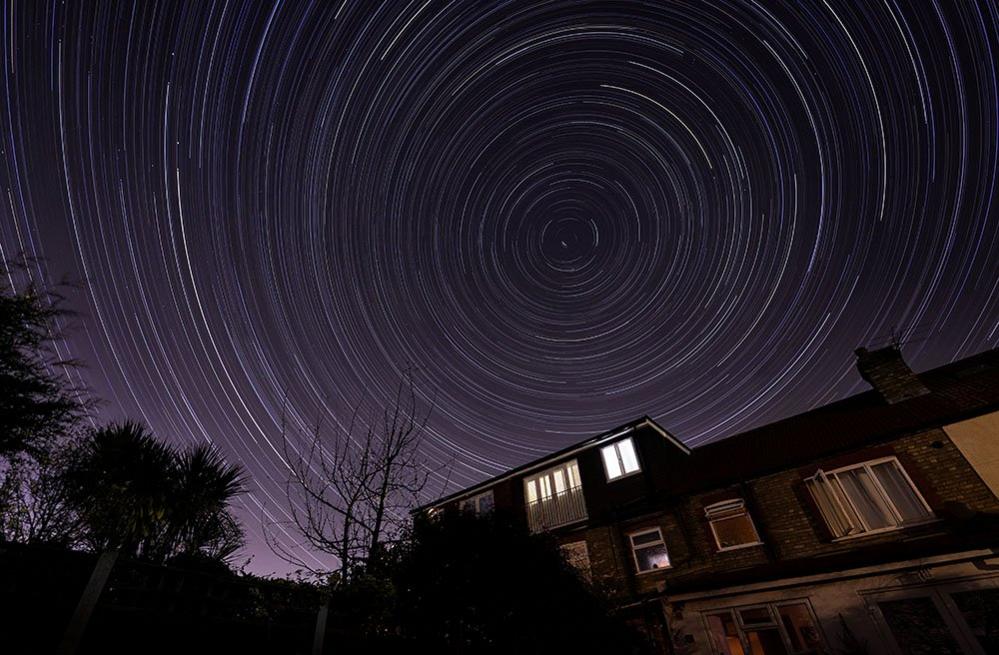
[2,1,998,572]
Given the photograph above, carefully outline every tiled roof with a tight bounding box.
[673,348,999,493]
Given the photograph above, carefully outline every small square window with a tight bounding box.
[601,437,641,481]
[629,528,670,573]
[704,499,762,550]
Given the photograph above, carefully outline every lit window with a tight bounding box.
[704,499,762,551]
[524,460,586,532]
[458,490,494,516]
[601,437,641,481]
[629,528,670,573]
[707,602,824,654]
[805,457,933,539]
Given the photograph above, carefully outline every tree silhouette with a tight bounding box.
[61,421,245,563]
[274,370,440,581]
[323,510,648,654]
[0,259,89,460]
[57,422,246,654]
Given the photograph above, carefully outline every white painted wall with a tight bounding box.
[945,410,999,498]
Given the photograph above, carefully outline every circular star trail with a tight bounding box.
[2,1,998,571]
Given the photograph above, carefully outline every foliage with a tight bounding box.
[325,510,646,654]
[0,259,90,460]
[61,421,246,564]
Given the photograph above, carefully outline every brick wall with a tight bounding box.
[561,426,999,603]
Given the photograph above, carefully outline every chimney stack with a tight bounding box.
[855,346,930,404]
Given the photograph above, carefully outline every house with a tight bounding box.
[422,346,999,654]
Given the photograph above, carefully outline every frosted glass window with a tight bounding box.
[602,446,622,479]
[601,438,641,481]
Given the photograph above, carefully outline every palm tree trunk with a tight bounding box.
[312,599,330,655]
[58,548,119,655]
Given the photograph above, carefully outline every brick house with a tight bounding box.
[422,346,999,654]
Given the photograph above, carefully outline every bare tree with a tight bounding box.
[271,369,443,583]
[0,448,82,546]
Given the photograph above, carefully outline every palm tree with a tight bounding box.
[167,444,246,565]
[61,421,175,556]
[58,422,245,654]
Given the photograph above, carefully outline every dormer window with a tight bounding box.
[601,437,641,481]
[704,498,762,551]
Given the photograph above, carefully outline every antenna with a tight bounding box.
[862,322,936,351]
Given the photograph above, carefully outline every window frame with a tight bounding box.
[704,498,763,552]
[523,460,587,531]
[703,599,826,655]
[805,455,935,540]
[600,437,642,482]
[627,527,671,574]
[458,489,494,516]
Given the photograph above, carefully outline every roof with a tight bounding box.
[673,347,999,493]
[421,347,999,509]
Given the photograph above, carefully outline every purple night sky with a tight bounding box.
[1,1,997,574]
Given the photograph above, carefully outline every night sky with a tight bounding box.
[2,1,998,573]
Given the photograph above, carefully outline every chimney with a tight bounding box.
[855,346,930,404]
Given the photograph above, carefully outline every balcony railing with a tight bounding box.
[526,486,587,533]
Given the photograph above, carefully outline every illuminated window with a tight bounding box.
[629,528,670,573]
[805,456,933,539]
[704,499,762,551]
[706,602,824,654]
[458,490,494,516]
[524,460,586,531]
[601,437,641,481]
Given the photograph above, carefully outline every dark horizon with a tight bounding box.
[2,1,997,574]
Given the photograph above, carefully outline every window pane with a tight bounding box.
[526,479,537,503]
[567,461,581,488]
[707,613,746,655]
[778,603,823,653]
[872,462,931,523]
[878,597,963,654]
[618,438,640,473]
[602,445,623,479]
[951,589,999,652]
[836,469,894,530]
[553,469,566,494]
[635,544,670,571]
[478,491,494,514]
[744,628,788,655]
[631,530,662,546]
[713,514,759,549]
[806,477,851,537]
[739,607,773,626]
